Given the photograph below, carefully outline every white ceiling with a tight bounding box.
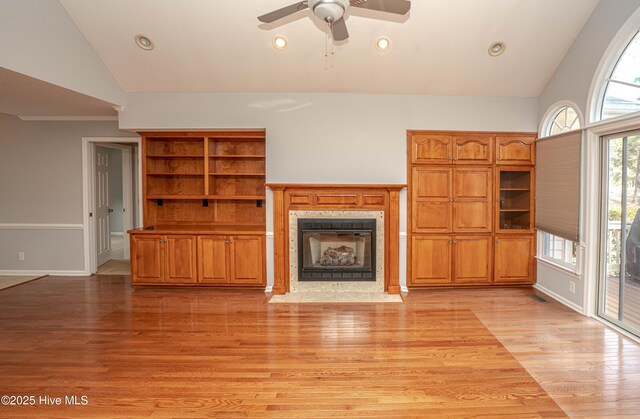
[0,67,117,118]
[59,0,600,97]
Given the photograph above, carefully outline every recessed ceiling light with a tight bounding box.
[376,37,390,51]
[135,35,154,51]
[273,36,288,50]
[488,41,506,57]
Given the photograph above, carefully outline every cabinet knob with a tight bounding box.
[453,198,457,202]
[453,240,457,244]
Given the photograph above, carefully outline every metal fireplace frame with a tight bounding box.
[297,218,376,281]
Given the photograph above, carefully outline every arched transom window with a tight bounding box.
[602,30,640,120]
[549,106,581,136]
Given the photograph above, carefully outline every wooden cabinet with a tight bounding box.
[453,134,493,164]
[198,235,266,286]
[494,236,534,283]
[198,236,230,284]
[410,133,493,165]
[412,167,492,234]
[131,235,197,284]
[130,131,267,289]
[453,236,491,284]
[412,236,452,284]
[496,135,535,165]
[411,235,491,285]
[412,167,452,233]
[407,130,536,288]
[453,168,492,233]
[411,134,452,164]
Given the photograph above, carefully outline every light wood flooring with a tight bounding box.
[0,275,43,290]
[0,277,639,417]
[97,234,130,275]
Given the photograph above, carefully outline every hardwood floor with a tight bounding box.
[0,277,638,417]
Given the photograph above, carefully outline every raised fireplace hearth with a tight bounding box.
[298,218,376,281]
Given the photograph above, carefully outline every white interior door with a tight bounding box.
[95,147,111,266]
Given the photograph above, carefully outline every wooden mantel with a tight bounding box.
[266,184,406,295]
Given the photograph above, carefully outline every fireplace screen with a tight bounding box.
[298,219,376,281]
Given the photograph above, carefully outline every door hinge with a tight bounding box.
[89,212,93,217]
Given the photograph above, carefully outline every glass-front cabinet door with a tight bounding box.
[600,130,640,337]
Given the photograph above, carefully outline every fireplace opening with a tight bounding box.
[298,218,376,281]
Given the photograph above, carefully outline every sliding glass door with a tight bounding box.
[600,130,640,336]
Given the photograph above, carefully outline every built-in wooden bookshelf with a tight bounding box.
[141,131,266,227]
[129,131,267,287]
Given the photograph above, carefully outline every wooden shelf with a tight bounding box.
[500,209,530,212]
[147,154,204,158]
[147,194,207,200]
[207,195,265,200]
[209,155,266,158]
[148,173,203,176]
[500,188,530,191]
[209,173,265,177]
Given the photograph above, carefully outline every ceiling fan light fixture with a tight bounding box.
[376,36,390,51]
[308,0,349,23]
[273,36,288,50]
[488,41,506,57]
[134,34,154,51]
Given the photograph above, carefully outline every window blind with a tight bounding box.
[535,130,582,242]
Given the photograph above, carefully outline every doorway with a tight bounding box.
[599,129,640,337]
[82,137,142,275]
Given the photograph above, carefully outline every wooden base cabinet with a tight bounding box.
[411,235,492,286]
[198,235,265,286]
[131,235,197,284]
[494,236,534,284]
[412,236,452,285]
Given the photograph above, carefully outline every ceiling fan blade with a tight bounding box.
[350,0,411,15]
[331,17,349,41]
[258,1,309,23]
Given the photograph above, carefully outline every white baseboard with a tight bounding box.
[264,285,273,293]
[533,284,585,314]
[0,270,88,277]
[110,232,125,236]
[400,285,409,293]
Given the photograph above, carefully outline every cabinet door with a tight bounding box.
[165,235,198,284]
[494,236,534,283]
[198,236,230,284]
[453,168,492,233]
[496,136,535,165]
[411,236,452,285]
[411,134,452,164]
[453,134,493,164]
[453,236,491,284]
[131,235,164,283]
[412,167,452,233]
[230,235,265,285]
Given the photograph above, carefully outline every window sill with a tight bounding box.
[535,256,579,277]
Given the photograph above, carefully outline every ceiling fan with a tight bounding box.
[258,0,411,41]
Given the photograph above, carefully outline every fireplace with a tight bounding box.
[298,218,376,281]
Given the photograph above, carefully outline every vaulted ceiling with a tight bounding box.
[58,0,600,97]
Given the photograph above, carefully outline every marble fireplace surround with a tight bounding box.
[267,184,405,295]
